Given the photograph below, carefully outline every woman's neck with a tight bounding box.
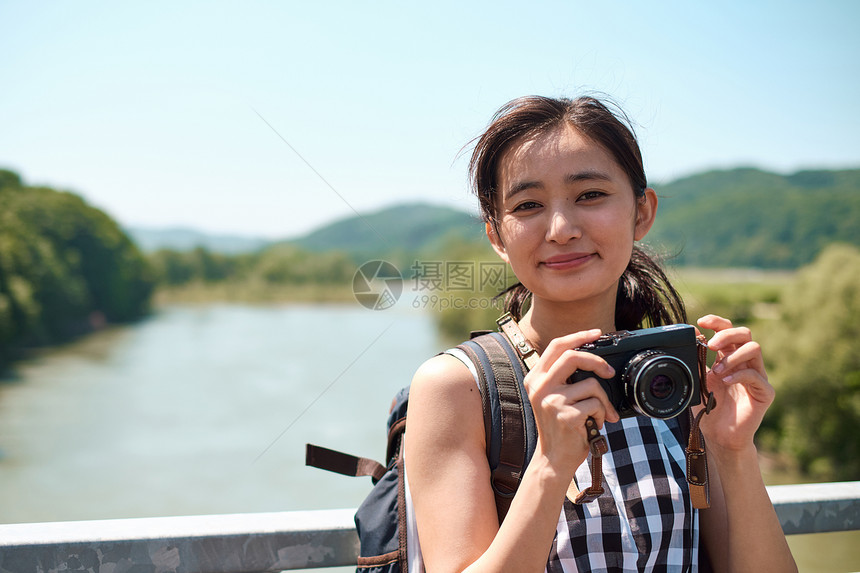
[517,291,617,354]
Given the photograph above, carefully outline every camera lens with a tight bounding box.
[649,374,673,400]
[623,351,694,419]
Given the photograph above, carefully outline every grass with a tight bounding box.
[668,266,794,327]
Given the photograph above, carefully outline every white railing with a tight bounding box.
[1,482,858,572]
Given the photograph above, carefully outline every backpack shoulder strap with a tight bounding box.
[457,331,536,524]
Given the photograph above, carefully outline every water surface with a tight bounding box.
[0,303,439,523]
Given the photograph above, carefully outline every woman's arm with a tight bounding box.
[696,315,797,573]
[405,330,619,573]
[405,354,502,571]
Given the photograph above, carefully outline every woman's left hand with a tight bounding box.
[695,314,776,452]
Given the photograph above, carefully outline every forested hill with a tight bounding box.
[286,202,486,260]
[647,167,860,268]
[0,169,154,360]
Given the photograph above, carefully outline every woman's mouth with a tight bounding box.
[541,253,595,270]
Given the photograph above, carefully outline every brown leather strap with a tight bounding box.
[498,312,539,371]
[305,443,387,482]
[696,334,716,414]
[571,417,609,503]
[356,550,399,568]
[686,335,715,509]
[386,417,407,466]
[686,405,711,508]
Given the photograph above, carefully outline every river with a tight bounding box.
[0,303,856,571]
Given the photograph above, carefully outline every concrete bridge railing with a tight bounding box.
[1,481,858,573]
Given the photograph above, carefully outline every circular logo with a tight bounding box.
[353,260,403,310]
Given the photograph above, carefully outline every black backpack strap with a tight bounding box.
[457,332,536,524]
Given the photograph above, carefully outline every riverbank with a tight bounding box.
[152,281,354,305]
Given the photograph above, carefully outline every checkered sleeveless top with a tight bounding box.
[546,414,699,572]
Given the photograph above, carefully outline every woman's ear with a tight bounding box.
[486,221,510,263]
[634,188,658,241]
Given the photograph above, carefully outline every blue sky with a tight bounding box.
[2,1,858,238]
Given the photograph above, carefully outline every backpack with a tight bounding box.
[305,330,535,572]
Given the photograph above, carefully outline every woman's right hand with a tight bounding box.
[524,329,621,476]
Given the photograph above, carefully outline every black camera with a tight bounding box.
[569,324,701,420]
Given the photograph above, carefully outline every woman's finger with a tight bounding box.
[708,326,753,353]
[711,340,765,378]
[539,329,604,366]
[546,348,616,382]
[525,349,614,399]
[546,351,619,422]
[558,377,620,424]
[716,367,775,405]
[697,314,733,333]
[530,371,619,425]
[559,395,611,431]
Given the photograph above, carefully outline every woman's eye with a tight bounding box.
[578,190,607,201]
[512,200,541,212]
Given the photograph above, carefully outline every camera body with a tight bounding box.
[569,323,701,420]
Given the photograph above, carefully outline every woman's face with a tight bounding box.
[488,124,657,308]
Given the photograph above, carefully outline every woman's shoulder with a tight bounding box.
[408,350,485,439]
[410,351,477,405]
[406,351,488,469]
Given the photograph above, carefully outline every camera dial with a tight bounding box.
[623,350,694,419]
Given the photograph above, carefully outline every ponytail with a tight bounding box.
[496,246,687,330]
[496,282,531,321]
[615,246,687,330]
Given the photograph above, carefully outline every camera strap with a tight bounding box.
[497,313,608,505]
[687,336,716,509]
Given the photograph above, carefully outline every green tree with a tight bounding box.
[0,169,155,360]
[252,245,353,285]
[149,249,196,285]
[764,244,860,479]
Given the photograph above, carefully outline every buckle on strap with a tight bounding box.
[497,312,539,370]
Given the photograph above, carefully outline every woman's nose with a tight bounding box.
[545,207,581,244]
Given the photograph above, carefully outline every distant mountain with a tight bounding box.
[648,167,860,268]
[284,202,486,260]
[126,203,486,260]
[127,227,270,254]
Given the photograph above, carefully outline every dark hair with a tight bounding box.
[467,95,686,329]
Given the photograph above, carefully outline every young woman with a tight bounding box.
[405,96,796,572]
